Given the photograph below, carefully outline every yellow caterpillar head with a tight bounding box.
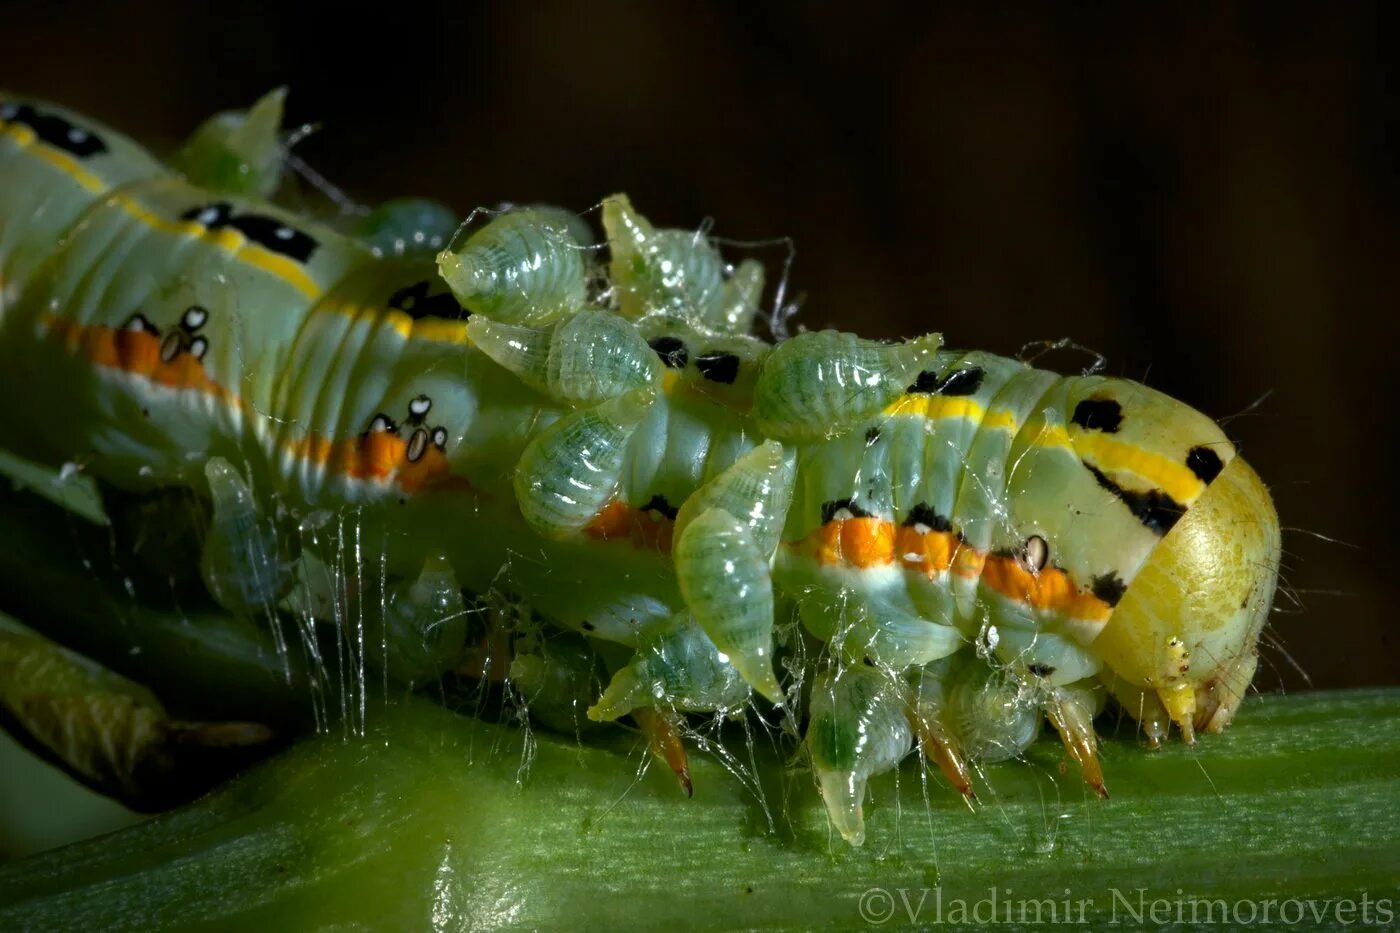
[1063,379,1282,744]
[1095,455,1280,742]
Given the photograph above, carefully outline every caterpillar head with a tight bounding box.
[1007,376,1282,743]
[1091,450,1282,744]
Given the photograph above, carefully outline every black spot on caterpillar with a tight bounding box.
[179,202,319,263]
[1084,463,1185,536]
[906,366,984,396]
[647,336,688,369]
[641,494,679,521]
[695,351,740,384]
[389,281,468,320]
[1091,571,1128,607]
[1,102,107,158]
[1186,445,1225,484]
[821,498,874,524]
[1071,397,1124,434]
[902,502,953,533]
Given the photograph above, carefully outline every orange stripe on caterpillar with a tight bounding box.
[584,499,675,553]
[41,316,469,495]
[791,516,1112,623]
[285,432,467,494]
[46,316,227,396]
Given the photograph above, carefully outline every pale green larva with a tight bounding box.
[0,91,1282,845]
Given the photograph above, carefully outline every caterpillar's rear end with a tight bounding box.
[0,90,1282,847]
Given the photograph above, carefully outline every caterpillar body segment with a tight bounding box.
[0,93,1283,847]
[0,95,164,315]
[635,315,770,410]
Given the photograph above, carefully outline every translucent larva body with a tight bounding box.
[0,92,1282,845]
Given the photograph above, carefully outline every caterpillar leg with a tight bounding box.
[1158,683,1198,746]
[1043,682,1109,798]
[1196,650,1258,734]
[513,388,657,537]
[807,664,913,846]
[200,458,295,617]
[1097,672,1172,748]
[632,706,693,797]
[908,704,976,800]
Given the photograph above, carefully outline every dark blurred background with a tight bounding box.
[3,2,1395,689]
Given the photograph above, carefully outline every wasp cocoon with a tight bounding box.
[200,458,294,616]
[807,664,913,846]
[603,193,728,325]
[718,258,765,334]
[510,636,605,734]
[379,551,469,686]
[672,440,795,558]
[467,309,661,404]
[438,208,588,325]
[172,88,287,198]
[359,198,459,259]
[589,612,749,721]
[752,330,942,441]
[674,508,783,703]
[944,660,1041,763]
[513,388,657,536]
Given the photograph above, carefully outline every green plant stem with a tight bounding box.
[1,449,1397,929]
[1,690,1397,930]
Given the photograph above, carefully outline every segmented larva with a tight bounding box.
[0,91,1282,845]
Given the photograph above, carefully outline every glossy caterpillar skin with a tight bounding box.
[0,92,1281,845]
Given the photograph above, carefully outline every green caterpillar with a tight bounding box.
[0,91,1281,845]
